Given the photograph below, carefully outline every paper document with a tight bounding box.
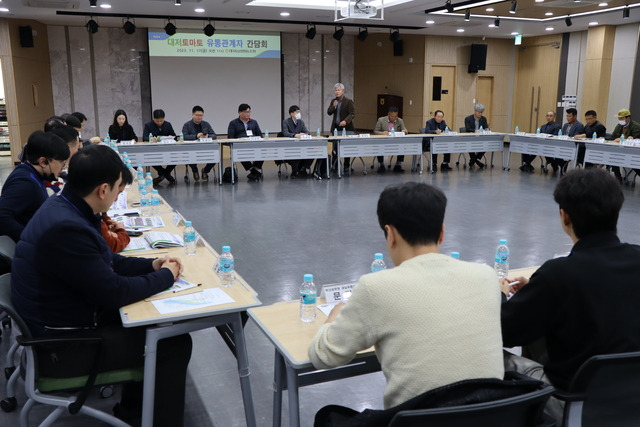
[144,231,184,248]
[121,237,153,253]
[151,288,235,315]
[148,277,201,299]
[116,216,165,228]
[110,192,128,211]
[317,303,338,317]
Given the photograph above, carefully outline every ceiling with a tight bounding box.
[0,0,639,39]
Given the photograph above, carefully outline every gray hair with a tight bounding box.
[474,104,485,112]
[546,110,556,117]
[334,83,345,91]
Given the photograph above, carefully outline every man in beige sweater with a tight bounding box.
[308,182,504,409]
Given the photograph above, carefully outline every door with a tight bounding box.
[476,76,494,129]
[429,65,456,128]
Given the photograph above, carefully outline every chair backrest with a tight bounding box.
[0,235,16,264]
[419,127,426,134]
[388,385,554,426]
[0,273,30,337]
[459,127,466,133]
[566,351,640,427]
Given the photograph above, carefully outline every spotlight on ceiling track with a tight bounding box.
[389,28,400,42]
[510,1,518,13]
[623,6,630,18]
[464,9,471,21]
[89,0,97,7]
[122,18,135,34]
[357,26,368,41]
[565,16,573,26]
[86,18,99,34]
[494,17,501,27]
[203,20,215,37]
[333,25,344,41]
[165,20,177,36]
[445,0,454,13]
[305,24,316,40]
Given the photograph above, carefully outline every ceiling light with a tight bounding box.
[598,2,608,5]
[565,16,572,26]
[445,0,454,13]
[535,0,544,2]
[280,12,290,16]
[488,23,495,27]
[426,20,435,24]
[389,28,400,42]
[165,21,177,36]
[464,9,471,21]
[357,26,368,41]
[333,25,344,41]
[623,6,630,18]
[204,20,215,37]
[510,1,517,14]
[589,21,598,25]
[86,18,99,34]
[511,32,519,35]
[457,28,465,32]
[305,24,316,40]
[545,12,553,16]
[486,7,494,11]
[195,8,205,13]
[122,18,135,35]
[546,26,554,31]
[174,0,182,5]
[89,0,97,7]
[0,7,8,13]
[494,17,500,27]
[100,3,111,8]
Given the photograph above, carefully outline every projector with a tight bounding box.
[341,4,378,18]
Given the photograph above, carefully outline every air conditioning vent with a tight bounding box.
[25,1,79,9]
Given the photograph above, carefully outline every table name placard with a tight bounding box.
[199,137,214,143]
[320,283,356,303]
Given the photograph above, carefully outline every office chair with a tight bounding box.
[274,132,290,177]
[0,235,15,336]
[554,350,640,427]
[0,273,142,426]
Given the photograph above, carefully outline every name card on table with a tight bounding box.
[172,211,184,227]
[516,132,526,136]
[557,135,569,140]
[159,136,175,144]
[246,130,253,137]
[391,131,406,137]
[359,133,371,138]
[445,131,458,136]
[199,137,214,143]
[321,283,356,304]
[248,136,263,141]
[536,133,548,138]
[300,134,314,140]
[119,140,135,145]
[621,139,637,147]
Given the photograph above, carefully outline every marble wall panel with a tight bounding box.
[323,35,341,132]
[282,33,300,120]
[308,36,323,132]
[68,26,96,137]
[47,26,71,116]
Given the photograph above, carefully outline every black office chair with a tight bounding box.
[0,236,15,335]
[554,350,640,427]
[274,132,290,177]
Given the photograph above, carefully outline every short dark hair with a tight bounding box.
[553,168,623,239]
[112,109,129,128]
[434,110,444,117]
[584,110,597,117]
[192,105,204,114]
[67,145,128,198]
[71,112,87,123]
[238,103,250,112]
[566,108,578,116]
[61,113,82,129]
[153,109,165,119]
[44,116,66,132]
[48,124,79,145]
[289,105,300,114]
[388,107,399,113]
[121,164,133,186]
[23,131,70,164]
[377,182,447,246]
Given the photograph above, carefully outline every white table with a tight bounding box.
[507,134,578,172]
[429,133,506,173]
[583,140,640,169]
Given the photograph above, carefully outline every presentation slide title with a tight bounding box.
[148,32,281,58]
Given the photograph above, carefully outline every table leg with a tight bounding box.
[286,363,301,427]
[273,350,285,427]
[231,314,257,427]
[505,149,512,170]
[141,329,160,427]
[326,153,330,179]
[336,141,342,179]
[218,145,224,185]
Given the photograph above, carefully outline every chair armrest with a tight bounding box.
[553,389,586,402]
[16,335,102,346]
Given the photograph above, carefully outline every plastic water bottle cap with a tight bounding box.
[222,245,231,252]
[304,274,314,282]
[184,221,192,227]
[499,239,508,245]
[138,164,143,168]
[374,253,383,259]
[451,252,460,259]
[141,190,147,195]
[153,190,159,194]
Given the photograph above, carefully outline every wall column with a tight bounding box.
[581,25,615,118]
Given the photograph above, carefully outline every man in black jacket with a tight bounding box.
[464,104,489,168]
[327,83,356,173]
[11,145,192,426]
[424,110,452,172]
[500,168,640,423]
[227,103,264,180]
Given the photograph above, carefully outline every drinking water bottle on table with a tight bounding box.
[300,274,317,322]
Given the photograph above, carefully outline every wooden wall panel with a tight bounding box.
[581,26,615,119]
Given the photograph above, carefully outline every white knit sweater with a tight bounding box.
[308,252,505,408]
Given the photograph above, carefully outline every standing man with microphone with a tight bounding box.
[327,83,356,174]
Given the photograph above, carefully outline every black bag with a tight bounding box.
[222,166,238,184]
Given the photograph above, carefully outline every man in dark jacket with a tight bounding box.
[182,105,217,182]
[228,103,264,180]
[143,109,178,185]
[464,104,489,168]
[424,110,452,172]
[11,145,192,426]
[327,83,356,172]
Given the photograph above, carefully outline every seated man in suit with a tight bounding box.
[464,104,490,168]
[143,109,177,185]
[228,103,264,181]
[521,110,560,172]
[424,110,452,172]
[309,182,504,409]
[11,144,192,426]
[282,105,313,177]
[182,105,217,182]
[373,107,408,173]
[501,168,640,423]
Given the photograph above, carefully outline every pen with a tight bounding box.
[510,281,521,287]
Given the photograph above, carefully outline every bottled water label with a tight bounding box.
[220,259,234,272]
[301,292,316,305]
[184,232,196,243]
[495,252,509,264]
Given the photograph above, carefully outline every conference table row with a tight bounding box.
[120,132,640,182]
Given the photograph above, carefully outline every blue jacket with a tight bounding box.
[11,185,174,336]
[227,118,262,138]
[0,163,49,242]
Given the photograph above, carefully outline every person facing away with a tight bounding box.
[373,107,408,174]
[309,181,504,409]
[501,167,640,423]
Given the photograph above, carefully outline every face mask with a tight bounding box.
[294,112,302,120]
[619,120,627,126]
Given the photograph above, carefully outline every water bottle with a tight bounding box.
[148,133,153,143]
[389,126,395,137]
[265,129,269,139]
[140,190,149,216]
[494,239,510,279]
[536,127,541,135]
[592,132,597,142]
[445,126,450,134]
[558,129,563,137]
[183,221,197,256]
[451,251,460,259]
[137,164,144,179]
[342,128,346,137]
[371,253,387,273]
[218,246,235,287]
[621,134,626,143]
[179,132,184,142]
[105,134,111,146]
[126,161,136,182]
[479,125,483,133]
[151,190,161,215]
[333,128,338,137]
[145,172,153,194]
[137,176,145,194]
[299,274,317,323]
[515,126,519,133]
[316,128,321,137]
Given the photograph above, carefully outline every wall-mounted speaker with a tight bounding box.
[468,43,487,73]
[19,26,34,48]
